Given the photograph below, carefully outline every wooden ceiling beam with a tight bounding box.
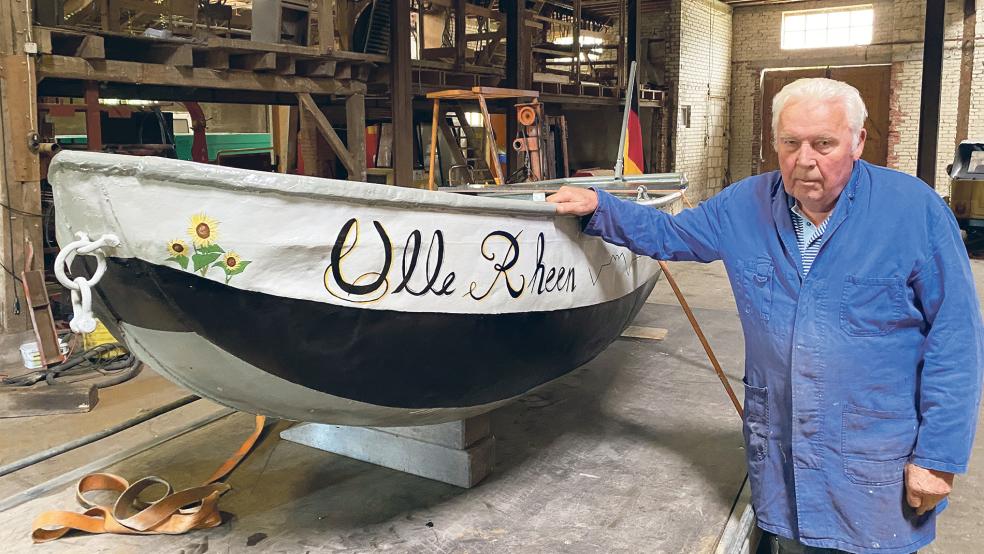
[36,54,365,95]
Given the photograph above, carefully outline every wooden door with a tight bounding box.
[760,65,891,172]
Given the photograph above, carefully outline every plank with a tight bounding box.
[620,326,669,341]
[37,55,354,95]
[0,384,98,418]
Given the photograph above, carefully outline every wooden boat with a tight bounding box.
[49,151,684,426]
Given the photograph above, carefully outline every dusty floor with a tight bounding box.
[0,260,981,552]
[0,262,748,553]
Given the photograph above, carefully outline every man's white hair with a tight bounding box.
[772,78,868,150]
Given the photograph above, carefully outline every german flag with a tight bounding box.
[623,83,644,175]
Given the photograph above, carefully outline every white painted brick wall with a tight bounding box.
[672,0,733,201]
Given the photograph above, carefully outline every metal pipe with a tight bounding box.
[38,142,61,155]
[614,61,638,179]
[530,171,688,189]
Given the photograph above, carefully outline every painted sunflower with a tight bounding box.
[166,239,189,257]
[221,251,243,272]
[187,213,220,248]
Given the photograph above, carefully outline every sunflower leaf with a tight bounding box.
[166,255,189,270]
[197,244,224,255]
[226,260,251,277]
[192,251,222,272]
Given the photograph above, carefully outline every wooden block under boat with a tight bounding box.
[0,383,98,418]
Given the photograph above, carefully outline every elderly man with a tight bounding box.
[548,78,984,554]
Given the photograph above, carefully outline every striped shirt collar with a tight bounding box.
[786,192,830,277]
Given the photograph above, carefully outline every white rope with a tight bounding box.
[54,232,121,334]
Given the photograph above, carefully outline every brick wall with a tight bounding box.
[667,0,733,201]
[730,0,984,197]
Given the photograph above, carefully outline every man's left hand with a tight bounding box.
[905,463,954,515]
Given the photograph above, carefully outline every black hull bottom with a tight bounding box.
[91,258,658,409]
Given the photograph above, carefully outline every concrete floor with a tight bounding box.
[0,260,981,552]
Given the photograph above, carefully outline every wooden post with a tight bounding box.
[298,92,359,177]
[336,0,351,50]
[285,105,300,174]
[504,1,530,178]
[390,0,414,187]
[346,92,367,181]
[572,0,581,85]
[454,0,466,68]
[99,0,121,32]
[318,0,336,54]
[477,95,504,185]
[297,100,320,176]
[428,99,440,190]
[917,0,945,187]
[271,105,292,172]
[0,0,43,333]
[84,81,102,151]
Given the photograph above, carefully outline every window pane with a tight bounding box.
[806,13,827,31]
[852,9,873,27]
[784,14,805,31]
[781,7,873,49]
[828,12,850,29]
[850,26,873,45]
[784,31,805,49]
[828,27,850,45]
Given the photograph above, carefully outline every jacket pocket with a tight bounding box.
[839,275,903,337]
[741,259,774,323]
[743,381,770,463]
[842,404,917,486]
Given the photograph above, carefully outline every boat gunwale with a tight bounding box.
[49,151,684,218]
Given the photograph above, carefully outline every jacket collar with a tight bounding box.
[771,161,864,281]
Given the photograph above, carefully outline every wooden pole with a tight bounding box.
[477,95,504,185]
[454,0,466,68]
[318,0,336,54]
[84,81,102,152]
[0,0,43,333]
[428,99,440,190]
[503,0,529,178]
[572,0,581,85]
[390,0,414,187]
[658,260,743,419]
[346,92,367,181]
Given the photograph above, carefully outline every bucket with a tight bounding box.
[19,339,69,370]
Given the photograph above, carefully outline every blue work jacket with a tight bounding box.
[584,160,984,553]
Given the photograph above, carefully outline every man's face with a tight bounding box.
[775,98,866,210]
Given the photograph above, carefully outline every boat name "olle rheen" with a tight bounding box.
[324,218,576,304]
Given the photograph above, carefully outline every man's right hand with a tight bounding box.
[546,186,599,216]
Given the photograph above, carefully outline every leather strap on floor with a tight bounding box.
[31,414,266,543]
